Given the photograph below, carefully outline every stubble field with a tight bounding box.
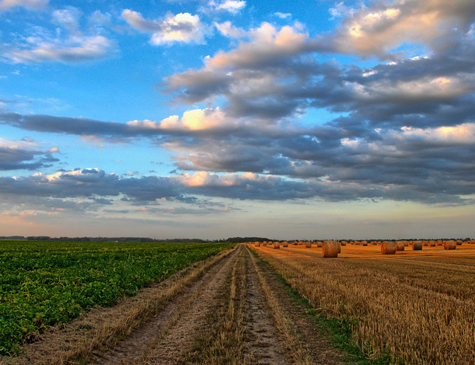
[252,242,475,364]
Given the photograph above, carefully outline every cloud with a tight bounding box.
[208,0,246,14]
[274,12,291,19]
[0,138,59,170]
[2,1,475,209]
[0,168,181,202]
[0,0,47,11]
[4,35,115,63]
[129,108,235,131]
[327,0,475,57]
[0,109,238,138]
[215,21,247,38]
[0,113,132,137]
[164,17,475,126]
[122,10,207,45]
[164,22,323,118]
[2,8,116,63]
[2,105,475,205]
[206,23,311,69]
[52,8,81,30]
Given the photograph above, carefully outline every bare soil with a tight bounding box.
[2,244,344,365]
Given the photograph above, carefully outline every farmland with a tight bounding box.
[1,240,475,364]
[0,240,234,356]
[251,242,475,364]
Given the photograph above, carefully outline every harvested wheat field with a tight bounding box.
[251,242,475,364]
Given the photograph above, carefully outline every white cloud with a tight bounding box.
[45,167,104,182]
[121,9,161,32]
[51,8,82,33]
[274,12,291,19]
[88,10,112,29]
[2,8,115,64]
[127,108,234,131]
[203,22,310,69]
[0,137,37,149]
[179,171,272,188]
[122,10,207,45]
[330,0,475,57]
[4,35,115,63]
[349,75,475,102]
[215,21,247,38]
[208,0,246,14]
[399,123,475,144]
[0,0,47,11]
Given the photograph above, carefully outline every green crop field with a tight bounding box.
[0,240,234,356]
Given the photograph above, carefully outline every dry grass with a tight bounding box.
[252,243,475,364]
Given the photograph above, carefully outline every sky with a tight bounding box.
[0,0,474,240]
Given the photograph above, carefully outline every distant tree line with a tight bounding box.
[0,236,210,243]
[217,237,273,243]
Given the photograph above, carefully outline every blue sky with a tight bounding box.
[0,0,474,239]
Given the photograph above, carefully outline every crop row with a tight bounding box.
[0,241,234,356]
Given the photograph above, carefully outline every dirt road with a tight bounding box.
[7,245,343,365]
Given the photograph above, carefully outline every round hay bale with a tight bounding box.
[456,240,462,246]
[283,242,288,247]
[322,241,339,258]
[273,242,280,249]
[412,241,423,250]
[396,241,405,251]
[305,242,312,248]
[317,242,323,247]
[255,242,260,247]
[381,241,397,255]
[428,240,435,247]
[403,241,409,247]
[444,240,456,250]
[340,241,347,246]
